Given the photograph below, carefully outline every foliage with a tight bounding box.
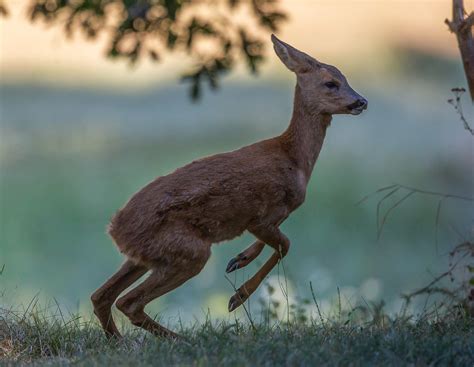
[21,0,286,100]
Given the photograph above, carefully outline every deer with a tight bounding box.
[91,34,368,339]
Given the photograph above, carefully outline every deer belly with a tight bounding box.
[196,216,249,243]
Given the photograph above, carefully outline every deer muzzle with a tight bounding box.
[347,98,368,115]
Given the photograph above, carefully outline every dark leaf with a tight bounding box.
[0,2,8,17]
[149,50,160,61]
[167,30,178,49]
[190,77,201,101]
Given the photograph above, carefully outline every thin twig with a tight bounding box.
[309,281,325,326]
[377,190,415,240]
[375,187,400,232]
[358,183,473,241]
[356,184,399,205]
[434,199,443,253]
[337,287,341,321]
[277,257,290,324]
[402,250,468,303]
[396,184,474,201]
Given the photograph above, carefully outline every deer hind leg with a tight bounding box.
[116,239,210,338]
[226,240,265,273]
[228,225,290,312]
[91,260,148,338]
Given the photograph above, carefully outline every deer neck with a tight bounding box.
[280,85,331,181]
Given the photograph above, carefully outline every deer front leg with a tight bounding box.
[228,226,290,312]
[226,240,265,273]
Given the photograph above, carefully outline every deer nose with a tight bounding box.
[354,98,368,109]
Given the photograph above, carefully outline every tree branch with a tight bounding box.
[460,12,474,33]
[446,0,474,102]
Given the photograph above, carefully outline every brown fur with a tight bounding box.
[91,34,367,338]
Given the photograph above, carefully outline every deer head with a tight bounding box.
[271,34,367,116]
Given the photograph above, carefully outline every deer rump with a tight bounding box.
[108,143,301,264]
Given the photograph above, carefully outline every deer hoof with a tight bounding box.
[225,255,247,273]
[226,258,240,273]
[228,290,247,312]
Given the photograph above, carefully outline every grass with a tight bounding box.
[1,300,473,366]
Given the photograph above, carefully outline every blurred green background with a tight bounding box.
[1,1,473,325]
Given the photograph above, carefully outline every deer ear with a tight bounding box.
[271,34,317,73]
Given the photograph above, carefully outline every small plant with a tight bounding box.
[402,241,474,317]
[358,84,474,320]
[447,87,473,135]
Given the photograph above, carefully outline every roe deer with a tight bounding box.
[91,34,367,339]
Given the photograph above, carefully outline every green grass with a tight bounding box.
[1,302,473,366]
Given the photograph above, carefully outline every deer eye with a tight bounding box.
[324,81,339,90]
